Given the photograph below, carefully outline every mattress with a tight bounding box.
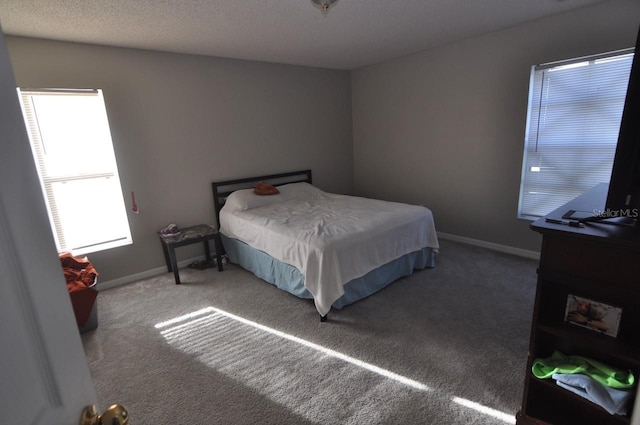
[222,234,437,309]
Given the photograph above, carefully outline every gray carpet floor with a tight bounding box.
[81,239,538,425]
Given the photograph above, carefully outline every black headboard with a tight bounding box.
[212,169,312,228]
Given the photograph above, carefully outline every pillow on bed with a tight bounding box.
[223,188,283,213]
[223,182,325,213]
[276,182,325,200]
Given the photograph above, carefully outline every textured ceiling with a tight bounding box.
[0,0,609,70]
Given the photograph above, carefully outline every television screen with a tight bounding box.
[598,25,640,224]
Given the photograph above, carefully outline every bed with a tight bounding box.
[212,170,439,320]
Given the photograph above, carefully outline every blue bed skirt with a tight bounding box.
[221,235,436,309]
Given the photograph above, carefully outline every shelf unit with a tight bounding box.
[517,184,640,425]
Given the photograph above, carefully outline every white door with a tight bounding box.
[0,26,99,425]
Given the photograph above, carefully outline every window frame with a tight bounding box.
[17,88,133,255]
[518,48,635,221]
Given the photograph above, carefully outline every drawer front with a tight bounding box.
[540,235,640,289]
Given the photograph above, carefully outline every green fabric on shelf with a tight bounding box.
[532,350,635,389]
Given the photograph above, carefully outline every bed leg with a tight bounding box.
[320,314,327,322]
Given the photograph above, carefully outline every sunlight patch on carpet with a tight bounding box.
[156,306,515,424]
[155,306,429,391]
[452,397,516,424]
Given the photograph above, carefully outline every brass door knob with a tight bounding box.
[81,404,129,425]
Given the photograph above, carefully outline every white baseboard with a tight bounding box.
[98,255,205,290]
[437,232,540,261]
[100,234,539,290]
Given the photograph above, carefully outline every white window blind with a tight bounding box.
[18,88,132,255]
[518,49,634,219]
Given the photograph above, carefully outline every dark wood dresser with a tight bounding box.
[517,183,640,425]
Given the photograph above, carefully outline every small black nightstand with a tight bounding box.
[158,224,223,284]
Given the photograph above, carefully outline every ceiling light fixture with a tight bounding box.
[310,0,339,16]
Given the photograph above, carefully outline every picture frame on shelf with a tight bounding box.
[564,294,622,338]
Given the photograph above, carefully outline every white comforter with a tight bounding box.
[219,183,439,316]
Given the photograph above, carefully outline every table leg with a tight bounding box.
[167,245,181,284]
[161,241,172,272]
[203,240,211,262]
[214,233,223,272]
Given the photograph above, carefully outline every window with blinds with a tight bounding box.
[18,88,132,255]
[518,49,635,220]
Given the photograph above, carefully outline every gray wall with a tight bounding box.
[6,37,353,282]
[351,0,640,252]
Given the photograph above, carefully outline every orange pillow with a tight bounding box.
[254,181,280,196]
